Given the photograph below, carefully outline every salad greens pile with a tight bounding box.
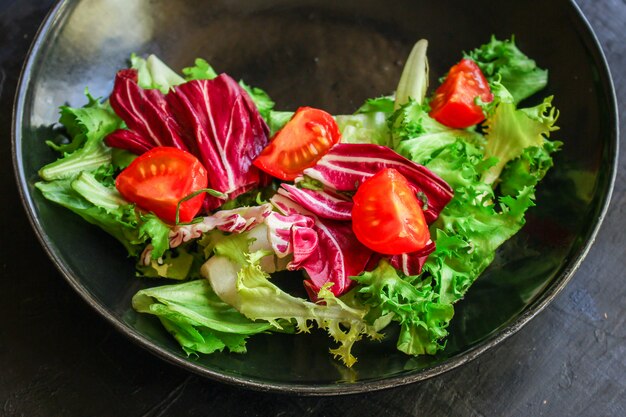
[36,36,560,366]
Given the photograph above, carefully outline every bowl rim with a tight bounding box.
[11,0,619,395]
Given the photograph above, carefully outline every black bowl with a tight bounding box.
[12,0,617,394]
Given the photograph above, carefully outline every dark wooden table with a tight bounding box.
[1,1,624,416]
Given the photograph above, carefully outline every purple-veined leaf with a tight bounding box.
[106,70,270,211]
[270,194,373,297]
[140,204,273,264]
[389,240,435,276]
[168,203,273,248]
[277,184,352,221]
[167,74,271,209]
[108,69,188,150]
[105,128,153,155]
[297,143,453,223]
[265,211,315,257]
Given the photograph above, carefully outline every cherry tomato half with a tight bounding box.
[253,107,341,181]
[116,147,208,224]
[429,58,493,128]
[351,168,430,255]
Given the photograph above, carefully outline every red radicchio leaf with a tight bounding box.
[265,211,315,257]
[105,129,153,155]
[296,143,453,223]
[297,218,373,298]
[167,74,270,210]
[107,69,188,151]
[106,69,270,212]
[277,184,352,221]
[270,194,373,297]
[388,240,436,276]
[270,144,454,299]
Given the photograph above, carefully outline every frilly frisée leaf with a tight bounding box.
[481,82,559,185]
[201,233,385,367]
[352,260,454,356]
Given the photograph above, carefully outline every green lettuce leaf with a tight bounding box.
[466,36,548,104]
[239,81,275,121]
[137,247,198,280]
[179,56,276,122]
[481,82,559,185]
[131,54,186,93]
[334,96,394,146]
[45,90,110,154]
[390,99,484,151]
[397,122,545,299]
[356,96,395,114]
[136,214,172,259]
[110,147,137,170]
[35,175,171,259]
[70,171,127,211]
[267,110,294,136]
[352,260,454,355]
[39,92,123,181]
[36,179,138,257]
[382,99,559,351]
[37,86,177,262]
[200,232,385,367]
[182,58,218,81]
[335,112,390,145]
[132,279,274,355]
[498,140,561,197]
[394,39,429,108]
[426,187,536,305]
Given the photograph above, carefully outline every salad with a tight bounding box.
[35,36,560,367]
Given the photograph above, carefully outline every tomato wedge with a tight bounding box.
[253,107,341,181]
[115,147,208,224]
[352,168,430,255]
[429,58,493,128]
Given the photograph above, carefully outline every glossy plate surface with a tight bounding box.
[13,0,617,394]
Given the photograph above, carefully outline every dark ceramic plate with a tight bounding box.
[13,0,617,394]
